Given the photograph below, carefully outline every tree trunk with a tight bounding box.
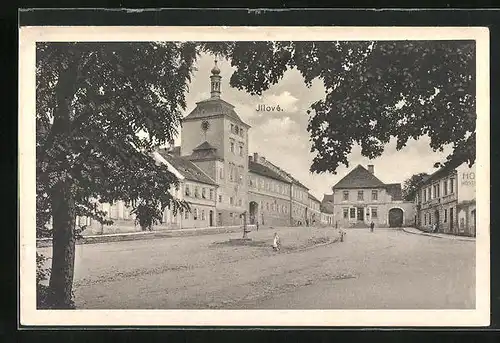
[48,182,77,309]
[45,55,80,309]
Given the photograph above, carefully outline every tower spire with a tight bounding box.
[210,59,221,98]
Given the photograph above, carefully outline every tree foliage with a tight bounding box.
[36,42,195,308]
[402,172,430,201]
[202,40,476,174]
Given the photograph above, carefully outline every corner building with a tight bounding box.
[415,162,476,236]
[180,60,250,226]
[327,164,415,228]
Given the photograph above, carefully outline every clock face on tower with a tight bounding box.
[201,120,210,132]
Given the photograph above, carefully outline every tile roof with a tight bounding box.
[193,141,217,151]
[421,160,463,186]
[157,150,217,186]
[249,161,291,183]
[332,164,386,189]
[183,98,250,128]
[188,141,220,161]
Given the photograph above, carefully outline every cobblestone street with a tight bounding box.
[37,227,475,309]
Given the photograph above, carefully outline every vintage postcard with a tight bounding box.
[19,26,490,327]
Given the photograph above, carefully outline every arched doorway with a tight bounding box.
[434,210,440,231]
[249,201,258,224]
[305,207,309,226]
[388,208,404,227]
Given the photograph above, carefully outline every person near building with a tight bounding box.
[370,221,375,233]
[272,232,281,251]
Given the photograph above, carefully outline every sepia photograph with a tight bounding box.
[19,26,490,326]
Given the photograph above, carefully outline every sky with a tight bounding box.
[174,53,452,200]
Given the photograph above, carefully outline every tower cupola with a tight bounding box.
[210,59,222,98]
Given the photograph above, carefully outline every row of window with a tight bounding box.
[343,190,378,201]
[184,184,241,208]
[422,178,455,202]
[260,200,289,214]
[230,123,245,138]
[309,202,320,211]
[423,207,454,226]
[292,204,306,216]
[185,185,215,200]
[293,189,307,201]
[249,177,290,195]
[342,207,378,219]
[184,207,208,221]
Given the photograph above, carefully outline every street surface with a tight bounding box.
[37,227,475,309]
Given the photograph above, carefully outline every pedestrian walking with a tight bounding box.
[370,221,375,232]
[272,232,281,252]
[339,229,345,242]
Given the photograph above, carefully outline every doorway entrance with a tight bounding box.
[388,208,404,227]
[449,207,454,233]
[357,207,364,221]
[434,210,440,231]
[249,201,258,224]
[209,210,214,227]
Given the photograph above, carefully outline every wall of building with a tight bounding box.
[213,117,249,224]
[248,191,291,226]
[331,186,414,228]
[248,170,291,226]
[291,201,308,226]
[417,163,476,236]
[458,201,476,236]
[190,159,219,182]
[181,116,225,158]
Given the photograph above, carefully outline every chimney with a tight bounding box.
[253,153,259,163]
[368,165,374,174]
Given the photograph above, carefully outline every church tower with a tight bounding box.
[181,60,251,226]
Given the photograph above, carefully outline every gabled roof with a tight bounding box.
[188,141,220,161]
[332,164,386,190]
[249,161,291,184]
[193,141,216,151]
[385,183,403,201]
[183,98,250,128]
[157,150,217,186]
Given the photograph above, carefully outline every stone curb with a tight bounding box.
[402,227,475,242]
[36,225,257,248]
[37,225,330,248]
